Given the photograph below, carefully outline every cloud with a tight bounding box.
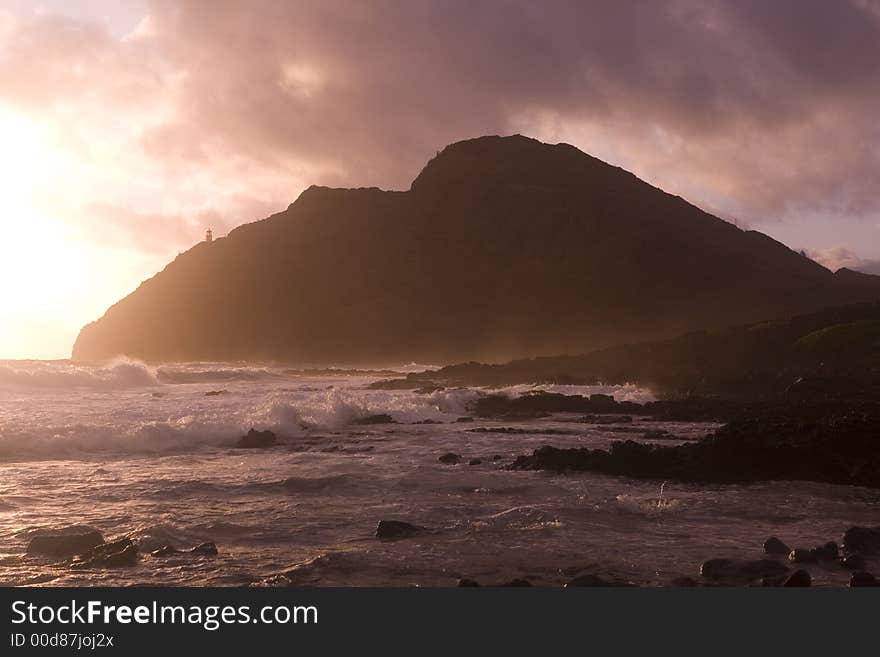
[808,246,880,274]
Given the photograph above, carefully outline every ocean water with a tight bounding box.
[0,359,877,586]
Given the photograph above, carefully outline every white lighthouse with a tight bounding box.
[205,228,213,243]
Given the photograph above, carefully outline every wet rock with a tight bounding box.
[790,542,838,563]
[455,417,474,423]
[764,536,791,556]
[27,526,104,557]
[840,554,867,571]
[72,538,138,568]
[468,458,482,466]
[565,574,612,587]
[700,558,789,582]
[492,455,502,461]
[204,390,228,396]
[438,452,461,465]
[788,549,818,564]
[151,542,218,558]
[457,578,481,587]
[670,576,700,587]
[236,428,277,448]
[353,414,396,425]
[843,526,880,555]
[412,419,443,424]
[375,520,425,540]
[500,578,532,587]
[850,571,879,587]
[783,570,812,587]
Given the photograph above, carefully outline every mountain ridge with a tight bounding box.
[72,135,880,364]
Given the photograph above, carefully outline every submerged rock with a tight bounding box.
[670,576,700,587]
[26,526,104,557]
[375,520,425,540]
[457,578,481,587]
[763,536,791,556]
[438,452,461,465]
[789,541,838,563]
[150,541,218,558]
[72,538,138,568]
[468,458,482,466]
[236,428,278,448]
[500,578,532,587]
[353,414,396,425]
[565,574,613,587]
[204,390,228,396]
[840,554,867,571]
[700,558,789,582]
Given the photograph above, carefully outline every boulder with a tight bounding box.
[763,536,791,556]
[790,542,838,563]
[843,526,880,555]
[783,570,812,587]
[236,428,277,448]
[468,458,482,466]
[26,526,104,557]
[840,554,867,571]
[788,549,818,564]
[457,578,481,587]
[849,572,879,587]
[670,576,700,587]
[438,453,461,465]
[151,541,218,558]
[700,558,789,582]
[375,520,425,540]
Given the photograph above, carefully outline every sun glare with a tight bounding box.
[0,107,93,359]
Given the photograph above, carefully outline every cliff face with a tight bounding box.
[72,135,880,364]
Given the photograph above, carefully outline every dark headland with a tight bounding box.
[72,134,880,364]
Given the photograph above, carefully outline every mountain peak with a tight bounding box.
[409,134,615,192]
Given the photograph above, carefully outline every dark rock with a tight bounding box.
[455,417,474,423]
[190,541,218,556]
[840,554,867,571]
[236,428,277,448]
[73,538,138,568]
[850,571,879,587]
[412,419,443,424]
[26,526,104,557]
[670,576,700,587]
[492,455,502,461]
[783,570,812,587]
[438,452,461,465]
[375,520,425,540]
[353,414,396,425]
[565,574,612,587]
[843,526,880,555]
[788,549,818,564]
[204,389,228,396]
[700,558,789,582]
[763,536,791,556]
[468,458,482,466]
[790,542,838,563]
[500,578,532,587]
[150,545,179,557]
[457,578,481,587]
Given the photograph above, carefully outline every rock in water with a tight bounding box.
[438,452,461,465]
[500,578,532,587]
[457,578,481,587]
[840,554,867,571]
[850,572,879,587]
[72,538,138,568]
[700,558,789,582]
[150,541,218,558]
[783,570,812,587]
[763,536,791,556]
[353,414,396,425]
[843,526,880,555]
[468,458,482,466]
[236,428,277,448]
[190,541,218,556]
[565,574,612,587]
[26,526,104,557]
[375,520,425,540]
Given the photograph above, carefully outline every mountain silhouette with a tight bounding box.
[72,135,880,364]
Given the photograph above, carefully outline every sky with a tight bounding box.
[1,0,880,359]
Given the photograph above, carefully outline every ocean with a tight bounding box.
[1,359,877,586]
